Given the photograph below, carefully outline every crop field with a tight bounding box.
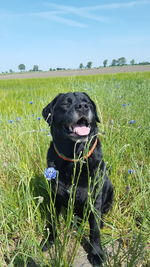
[0,72,150,266]
[1,65,150,80]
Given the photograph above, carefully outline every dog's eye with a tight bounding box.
[82,99,90,105]
[60,103,70,110]
[61,103,68,107]
[60,98,72,109]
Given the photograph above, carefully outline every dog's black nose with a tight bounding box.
[75,102,89,112]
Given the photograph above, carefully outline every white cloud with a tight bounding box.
[1,1,150,28]
[40,1,150,27]
[82,1,150,11]
[37,12,87,28]
[46,3,110,22]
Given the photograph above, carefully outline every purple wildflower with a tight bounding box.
[122,104,130,107]
[128,169,135,174]
[128,120,136,124]
[37,117,41,120]
[8,120,13,123]
[44,167,57,180]
[28,101,33,104]
[16,117,21,121]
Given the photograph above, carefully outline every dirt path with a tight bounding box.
[73,246,92,267]
[0,65,150,80]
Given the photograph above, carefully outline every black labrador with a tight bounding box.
[42,92,113,266]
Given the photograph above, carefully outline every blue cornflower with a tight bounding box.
[128,169,135,174]
[37,117,41,120]
[16,117,21,121]
[122,104,130,107]
[44,167,57,180]
[8,120,13,123]
[128,120,136,124]
[28,101,33,104]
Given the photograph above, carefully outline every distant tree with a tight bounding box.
[111,59,117,66]
[18,64,25,72]
[9,69,13,73]
[56,67,65,71]
[130,59,135,65]
[79,63,84,69]
[103,59,108,67]
[117,57,126,66]
[138,61,150,65]
[33,65,39,71]
[86,61,92,69]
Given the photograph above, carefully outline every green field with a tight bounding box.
[0,73,150,266]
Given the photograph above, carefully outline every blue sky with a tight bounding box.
[1,0,150,72]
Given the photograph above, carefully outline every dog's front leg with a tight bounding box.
[88,212,104,266]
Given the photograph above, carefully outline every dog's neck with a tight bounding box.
[52,133,98,160]
[53,137,98,162]
[53,135,81,156]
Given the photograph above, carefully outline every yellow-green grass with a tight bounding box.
[0,73,150,266]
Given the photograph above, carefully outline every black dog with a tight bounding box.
[42,92,113,266]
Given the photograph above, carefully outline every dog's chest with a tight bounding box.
[59,162,89,186]
[57,164,90,204]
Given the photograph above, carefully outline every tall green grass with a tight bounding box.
[0,73,150,266]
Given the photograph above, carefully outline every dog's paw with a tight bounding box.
[88,248,104,267]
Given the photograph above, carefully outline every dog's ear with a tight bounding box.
[42,94,63,125]
[83,92,100,123]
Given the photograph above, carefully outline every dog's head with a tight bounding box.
[42,92,100,142]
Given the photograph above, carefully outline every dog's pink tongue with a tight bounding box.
[73,126,90,136]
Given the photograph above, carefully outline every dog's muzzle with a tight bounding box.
[70,117,90,136]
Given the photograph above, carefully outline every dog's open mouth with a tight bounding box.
[68,117,91,137]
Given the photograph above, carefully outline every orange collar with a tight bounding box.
[53,138,98,162]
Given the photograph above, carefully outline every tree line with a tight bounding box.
[79,58,150,69]
[17,64,39,72]
[2,58,150,74]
